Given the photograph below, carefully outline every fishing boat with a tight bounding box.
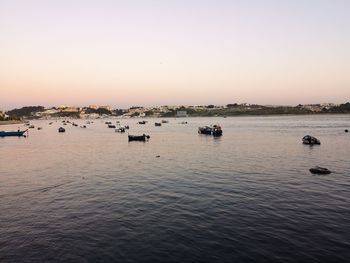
[0,129,28,137]
[302,135,320,145]
[29,125,35,129]
[198,125,223,137]
[128,134,150,142]
[309,166,331,175]
[161,120,169,123]
[155,122,161,126]
[108,124,116,128]
[58,127,65,133]
[138,121,147,125]
[115,127,126,133]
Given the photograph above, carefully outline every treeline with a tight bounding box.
[6,106,45,119]
[327,102,350,113]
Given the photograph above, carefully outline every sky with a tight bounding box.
[0,0,349,109]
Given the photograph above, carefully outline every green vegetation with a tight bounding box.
[84,107,112,115]
[7,106,44,118]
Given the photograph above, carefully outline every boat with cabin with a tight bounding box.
[302,135,320,145]
[128,134,150,142]
[198,125,223,137]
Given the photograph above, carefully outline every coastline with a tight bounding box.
[0,120,23,125]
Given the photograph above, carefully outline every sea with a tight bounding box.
[1,115,349,262]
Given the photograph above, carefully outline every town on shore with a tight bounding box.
[1,102,350,121]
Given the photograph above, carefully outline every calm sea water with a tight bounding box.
[1,115,350,262]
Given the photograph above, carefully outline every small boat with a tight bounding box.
[58,127,65,133]
[0,129,28,137]
[179,121,188,124]
[302,135,320,145]
[80,125,86,128]
[155,122,161,127]
[128,134,150,142]
[63,123,67,126]
[115,127,126,133]
[124,125,130,129]
[105,121,112,125]
[138,121,147,125]
[198,125,223,137]
[29,125,35,129]
[49,122,53,125]
[161,120,169,123]
[309,166,331,175]
[108,124,116,128]
[37,127,43,130]
[72,123,78,127]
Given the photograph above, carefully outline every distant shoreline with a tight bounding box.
[0,120,23,125]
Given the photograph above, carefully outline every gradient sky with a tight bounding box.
[1,0,349,109]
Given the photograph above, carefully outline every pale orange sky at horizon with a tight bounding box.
[1,1,349,110]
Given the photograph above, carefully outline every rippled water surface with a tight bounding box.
[1,115,350,262]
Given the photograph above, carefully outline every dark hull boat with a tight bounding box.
[128,134,150,142]
[198,125,223,137]
[0,130,28,137]
[310,166,331,175]
[155,122,161,126]
[302,135,320,145]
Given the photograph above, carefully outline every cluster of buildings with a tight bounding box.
[299,103,339,112]
[0,110,9,120]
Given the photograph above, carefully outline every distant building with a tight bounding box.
[62,107,79,112]
[89,105,98,109]
[176,111,187,117]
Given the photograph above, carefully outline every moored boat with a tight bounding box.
[302,135,320,145]
[0,129,28,137]
[115,127,126,133]
[58,127,65,133]
[155,122,161,126]
[108,124,116,128]
[309,166,331,175]
[198,125,223,136]
[138,121,147,125]
[128,134,150,142]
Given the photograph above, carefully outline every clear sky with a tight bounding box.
[0,0,349,109]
